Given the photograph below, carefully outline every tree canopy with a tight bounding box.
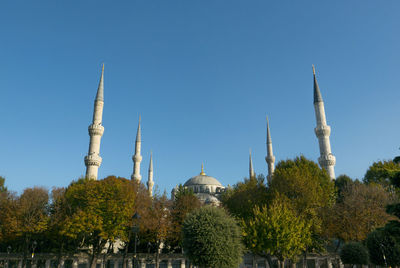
[182,206,244,268]
[322,182,395,243]
[241,194,311,267]
[363,160,400,186]
[268,156,335,251]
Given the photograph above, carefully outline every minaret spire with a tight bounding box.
[131,116,143,183]
[84,64,105,180]
[249,149,255,179]
[312,65,336,179]
[265,116,275,183]
[147,152,154,197]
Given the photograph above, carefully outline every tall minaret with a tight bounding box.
[249,149,255,179]
[313,65,336,179]
[131,117,142,183]
[265,116,275,183]
[147,152,154,196]
[84,64,105,180]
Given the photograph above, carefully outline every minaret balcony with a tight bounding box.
[318,154,336,167]
[132,154,143,162]
[314,125,331,137]
[265,155,276,163]
[84,154,102,166]
[88,124,104,136]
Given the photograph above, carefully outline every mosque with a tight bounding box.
[83,64,336,202]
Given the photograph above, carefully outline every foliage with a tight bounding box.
[340,242,369,265]
[242,194,312,264]
[363,160,400,187]
[221,175,268,222]
[61,176,136,268]
[322,182,395,242]
[167,185,201,252]
[334,174,353,200]
[269,156,335,251]
[0,176,7,193]
[182,206,244,268]
[366,222,400,267]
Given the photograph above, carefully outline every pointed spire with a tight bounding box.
[249,149,255,179]
[200,163,206,175]
[313,64,323,103]
[96,64,104,101]
[149,151,153,172]
[136,115,141,142]
[266,116,272,144]
[147,152,154,197]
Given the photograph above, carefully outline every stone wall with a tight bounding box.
[0,253,344,268]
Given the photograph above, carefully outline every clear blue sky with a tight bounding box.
[1,1,399,194]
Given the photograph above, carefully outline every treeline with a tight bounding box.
[0,156,400,268]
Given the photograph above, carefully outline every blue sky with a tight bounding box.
[1,1,399,194]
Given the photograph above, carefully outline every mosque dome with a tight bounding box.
[183,164,223,187]
[182,164,225,196]
[184,174,222,187]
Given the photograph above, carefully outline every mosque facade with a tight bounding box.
[83,64,336,200]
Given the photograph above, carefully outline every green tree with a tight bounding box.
[182,206,244,268]
[340,242,369,266]
[366,223,400,267]
[221,175,268,222]
[269,156,335,253]
[363,160,400,186]
[334,174,353,201]
[167,185,201,252]
[61,176,136,268]
[0,176,7,193]
[242,194,312,268]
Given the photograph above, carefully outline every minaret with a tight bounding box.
[84,64,105,180]
[249,149,255,179]
[147,152,154,196]
[265,116,275,183]
[313,65,336,179]
[131,117,142,183]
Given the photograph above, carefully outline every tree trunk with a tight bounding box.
[57,242,64,268]
[90,254,98,268]
[302,251,307,268]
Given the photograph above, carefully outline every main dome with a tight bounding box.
[184,174,223,187]
[183,164,223,187]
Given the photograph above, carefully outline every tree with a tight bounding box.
[322,182,394,244]
[167,185,201,252]
[366,223,400,267]
[363,160,400,187]
[340,242,369,266]
[0,182,17,251]
[334,174,353,201]
[268,156,335,253]
[61,176,136,268]
[221,175,268,222]
[12,187,50,267]
[182,206,244,268]
[0,176,7,193]
[138,193,172,267]
[242,194,312,268]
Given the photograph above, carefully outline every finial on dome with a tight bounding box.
[200,163,206,175]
